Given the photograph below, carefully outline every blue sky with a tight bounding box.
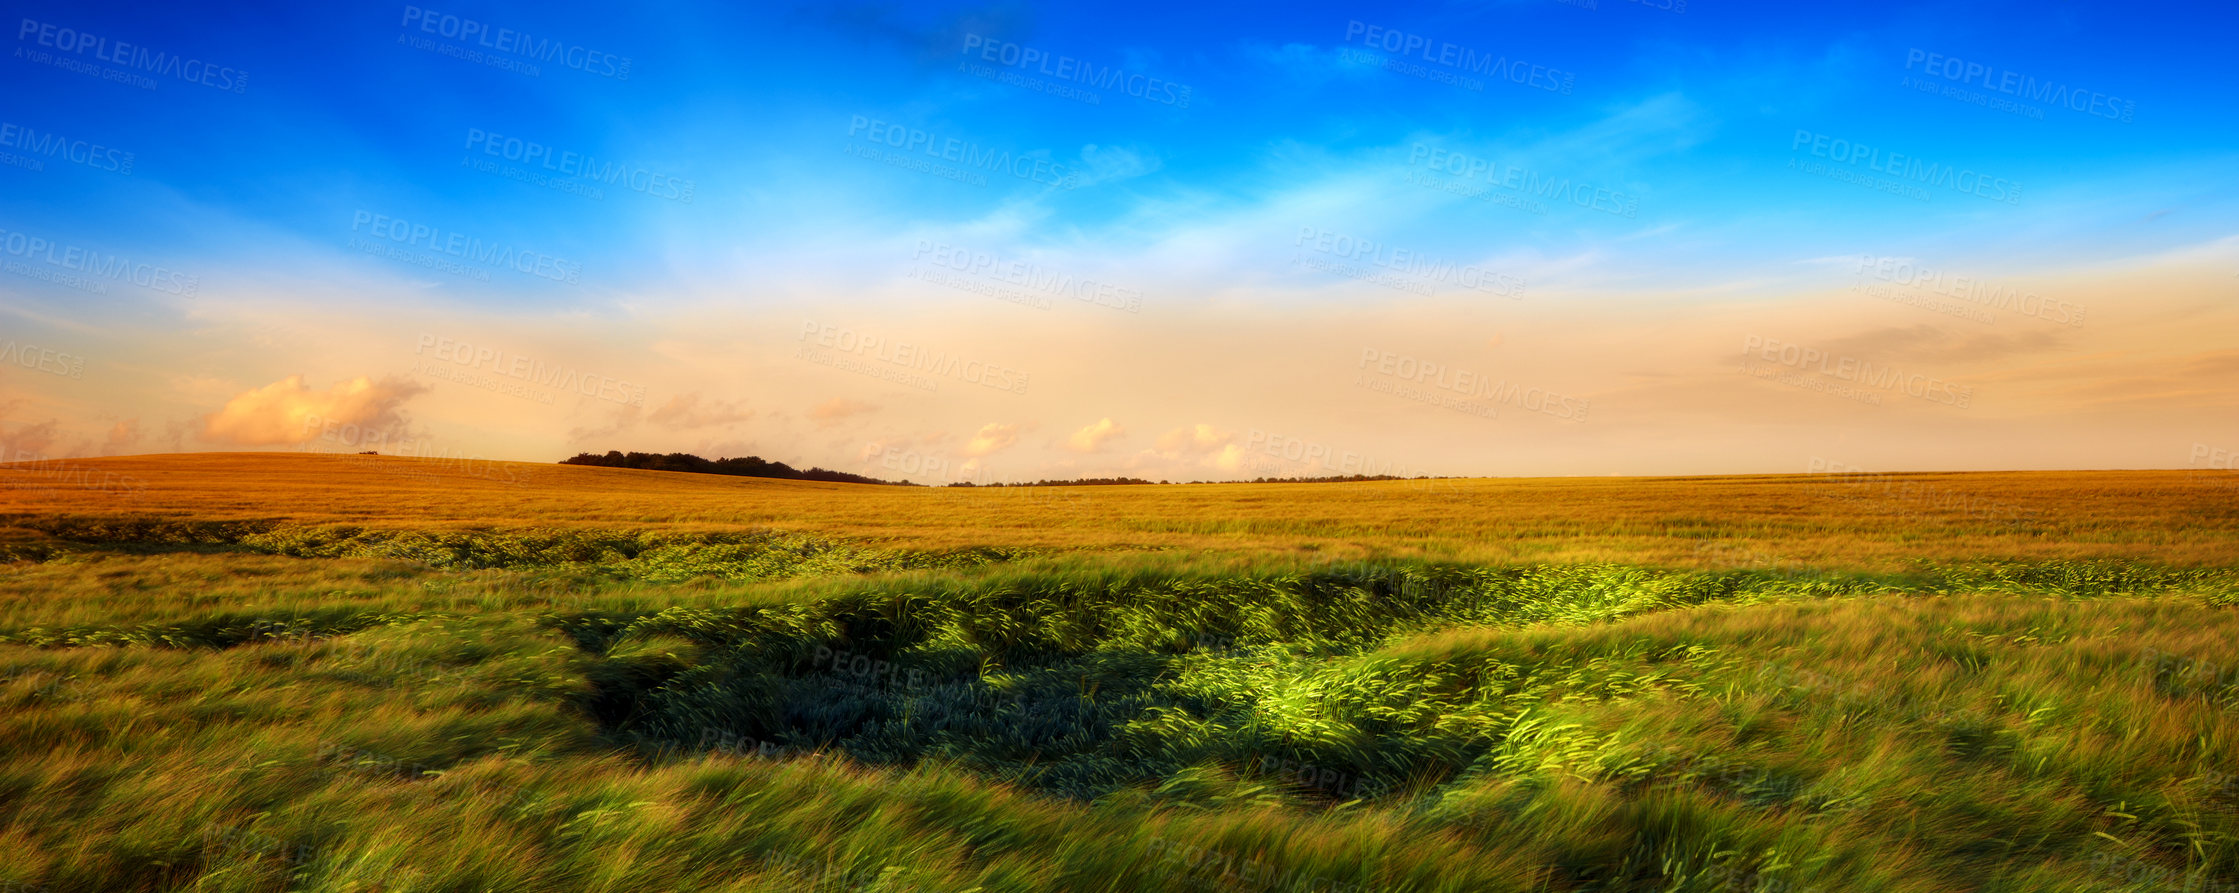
[3,0,2235,478]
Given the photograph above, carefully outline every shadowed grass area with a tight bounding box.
[581,564,2238,812]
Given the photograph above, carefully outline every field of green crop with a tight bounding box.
[3,454,2236,892]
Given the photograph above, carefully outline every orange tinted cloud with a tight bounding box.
[202,375,426,446]
[808,398,876,426]
[1156,423,1231,452]
[962,422,1019,457]
[649,393,754,429]
[1067,417,1124,452]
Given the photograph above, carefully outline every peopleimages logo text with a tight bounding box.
[0,340,85,379]
[413,334,645,406]
[348,211,581,284]
[1343,21,1574,95]
[0,122,133,174]
[1903,49,2133,123]
[1742,335,1974,408]
[464,129,694,202]
[798,321,1030,395]
[845,116,1081,189]
[959,34,1191,108]
[1295,227,1525,298]
[0,227,197,296]
[399,5,631,80]
[1856,255,2084,326]
[1358,348,1588,421]
[1792,129,2020,204]
[16,18,248,92]
[1408,144,1637,218]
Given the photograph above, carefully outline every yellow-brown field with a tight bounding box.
[4,452,2232,567]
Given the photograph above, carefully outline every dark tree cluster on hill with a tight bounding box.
[559,451,908,486]
[945,477,1157,487]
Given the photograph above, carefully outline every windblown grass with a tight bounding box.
[0,454,2234,891]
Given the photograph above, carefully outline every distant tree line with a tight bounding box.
[946,477,1157,487]
[947,474,1440,486]
[559,451,907,486]
[561,451,1458,488]
[1237,474,1429,484]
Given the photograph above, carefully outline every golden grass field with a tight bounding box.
[5,452,2234,566]
[2,453,2235,892]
